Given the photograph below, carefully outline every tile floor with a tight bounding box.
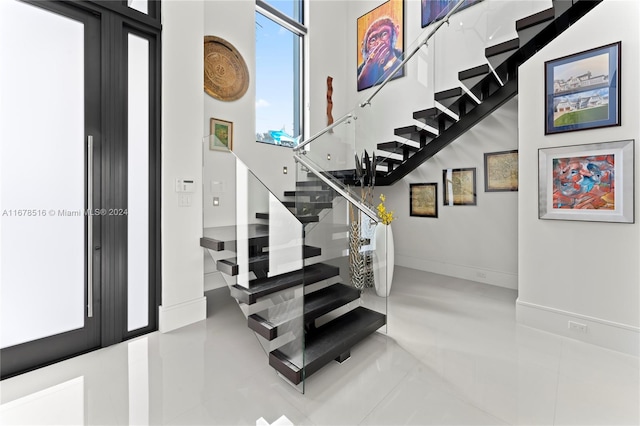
[1,266,638,425]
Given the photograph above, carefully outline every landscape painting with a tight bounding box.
[545,42,620,134]
[484,150,518,192]
[410,183,438,217]
[443,168,476,206]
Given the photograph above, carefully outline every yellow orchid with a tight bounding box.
[376,194,394,225]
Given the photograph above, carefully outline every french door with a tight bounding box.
[0,0,161,379]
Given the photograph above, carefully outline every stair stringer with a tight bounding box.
[377,77,518,186]
[372,0,603,187]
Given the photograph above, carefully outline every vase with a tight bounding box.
[372,224,394,297]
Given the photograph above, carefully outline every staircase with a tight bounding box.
[349,0,604,186]
[200,0,603,389]
[201,178,385,386]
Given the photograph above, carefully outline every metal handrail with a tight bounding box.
[293,153,379,223]
[361,0,466,106]
[293,0,466,150]
[294,113,352,152]
[291,0,467,219]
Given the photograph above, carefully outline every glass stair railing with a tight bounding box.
[200,0,603,394]
[294,0,600,188]
[201,134,387,394]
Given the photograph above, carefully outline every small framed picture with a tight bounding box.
[410,183,438,218]
[545,42,621,135]
[538,139,634,223]
[484,150,518,192]
[443,168,476,206]
[209,117,233,151]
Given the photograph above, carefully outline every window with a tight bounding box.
[255,0,305,147]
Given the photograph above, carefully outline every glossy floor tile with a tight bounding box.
[1,266,638,425]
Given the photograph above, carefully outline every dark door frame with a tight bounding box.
[0,0,162,379]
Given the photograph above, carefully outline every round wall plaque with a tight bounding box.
[204,35,249,102]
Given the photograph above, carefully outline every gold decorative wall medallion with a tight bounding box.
[204,35,249,101]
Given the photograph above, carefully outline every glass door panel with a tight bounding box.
[0,0,101,377]
[127,32,150,332]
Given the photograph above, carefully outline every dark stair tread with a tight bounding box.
[434,86,463,101]
[218,245,322,276]
[435,87,464,109]
[444,92,479,117]
[377,155,402,165]
[516,7,555,31]
[413,107,456,132]
[248,283,361,340]
[201,224,269,251]
[282,201,333,209]
[394,125,437,143]
[458,64,500,101]
[268,307,386,384]
[413,107,456,123]
[304,284,361,323]
[230,262,340,305]
[255,212,319,223]
[485,37,519,57]
[377,141,419,154]
[284,190,333,197]
[296,180,330,189]
[458,64,490,81]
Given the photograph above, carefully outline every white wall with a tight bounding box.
[390,97,519,289]
[162,0,640,354]
[337,1,547,289]
[343,0,551,160]
[200,0,353,289]
[517,0,640,355]
[160,0,207,332]
[203,0,298,206]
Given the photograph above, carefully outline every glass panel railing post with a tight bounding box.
[202,135,306,393]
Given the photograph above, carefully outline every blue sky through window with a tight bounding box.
[255,11,300,145]
[263,0,300,23]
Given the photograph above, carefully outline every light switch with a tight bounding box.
[175,179,195,193]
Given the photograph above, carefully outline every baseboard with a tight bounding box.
[159,296,207,333]
[395,253,518,290]
[516,299,640,356]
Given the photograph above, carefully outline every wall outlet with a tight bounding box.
[568,321,587,333]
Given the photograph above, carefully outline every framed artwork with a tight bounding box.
[545,41,621,135]
[421,0,483,28]
[443,168,476,206]
[538,139,634,223]
[410,183,438,217]
[209,117,233,151]
[484,150,518,192]
[357,0,404,91]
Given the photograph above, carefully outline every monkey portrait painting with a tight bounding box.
[356,0,404,91]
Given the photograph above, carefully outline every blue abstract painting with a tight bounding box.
[421,0,483,28]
